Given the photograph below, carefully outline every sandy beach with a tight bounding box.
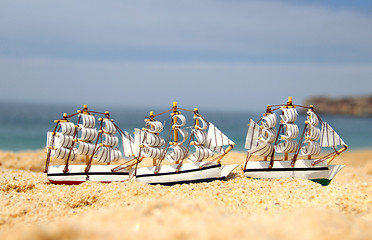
[0,149,371,240]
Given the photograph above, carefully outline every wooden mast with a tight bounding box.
[262,105,272,161]
[284,96,293,161]
[171,101,180,164]
[147,111,158,167]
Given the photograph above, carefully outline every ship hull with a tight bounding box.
[47,165,130,185]
[243,159,345,186]
[130,162,239,185]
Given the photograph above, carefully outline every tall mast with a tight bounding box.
[171,101,180,164]
[147,111,158,167]
[274,96,299,161]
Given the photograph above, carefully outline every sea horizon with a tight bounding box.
[0,101,370,152]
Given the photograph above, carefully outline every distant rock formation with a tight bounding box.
[303,96,372,117]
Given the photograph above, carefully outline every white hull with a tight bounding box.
[130,162,239,185]
[243,159,345,185]
[47,165,130,184]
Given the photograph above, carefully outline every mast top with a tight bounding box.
[285,96,295,108]
[171,101,180,116]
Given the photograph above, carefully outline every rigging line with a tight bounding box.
[155,119,174,173]
[63,114,82,173]
[291,122,307,166]
[86,110,106,115]
[153,109,173,117]
[243,152,252,170]
[85,119,103,173]
[178,107,194,112]
[45,121,60,173]
[176,130,195,171]
[269,123,283,167]
[65,112,80,119]
[312,109,324,125]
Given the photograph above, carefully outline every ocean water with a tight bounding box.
[0,102,371,152]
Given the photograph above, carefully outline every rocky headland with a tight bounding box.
[303,96,372,117]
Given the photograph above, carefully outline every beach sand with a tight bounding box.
[0,149,371,240]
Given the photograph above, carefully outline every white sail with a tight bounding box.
[245,119,260,150]
[188,146,214,162]
[134,128,144,157]
[121,131,136,157]
[261,128,277,143]
[282,123,299,139]
[262,113,277,129]
[165,145,188,162]
[54,147,77,161]
[46,132,54,147]
[194,116,208,130]
[54,133,74,148]
[249,140,274,157]
[193,129,208,145]
[102,120,117,134]
[280,107,298,123]
[143,147,166,160]
[172,114,186,127]
[145,121,164,134]
[320,122,346,147]
[76,142,96,156]
[59,122,76,136]
[175,128,189,145]
[206,122,235,148]
[307,111,319,126]
[301,140,321,156]
[275,139,298,153]
[79,128,98,142]
[143,133,165,147]
[79,114,95,129]
[95,147,121,163]
[306,125,321,141]
[102,133,119,147]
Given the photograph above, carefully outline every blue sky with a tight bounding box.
[0,0,371,111]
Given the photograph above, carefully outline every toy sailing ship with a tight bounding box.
[115,102,238,185]
[45,105,129,184]
[243,97,347,186]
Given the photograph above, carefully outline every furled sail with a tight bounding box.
[93,118,122,163]
[188,119,234,162]
[166,145,188,162]
[319,122,346,147]
[301,110,321,156]
[76,113,98,158]
[166,113,188,162]
[246,114,276,157]
[95,147,121,163]
[275,107,298,153]
[135,120,166,160]
[47,121,78,161]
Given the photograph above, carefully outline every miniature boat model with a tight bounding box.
[129,162,238,185]
[243,97,347,186]
[45,105,129,185]
[115,102,238,185]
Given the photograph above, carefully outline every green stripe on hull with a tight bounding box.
[246,177,332,186]
[310,178,332,186]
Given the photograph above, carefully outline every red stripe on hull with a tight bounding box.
[49,180,118,185]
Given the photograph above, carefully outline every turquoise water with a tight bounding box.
[0,102,371,152]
